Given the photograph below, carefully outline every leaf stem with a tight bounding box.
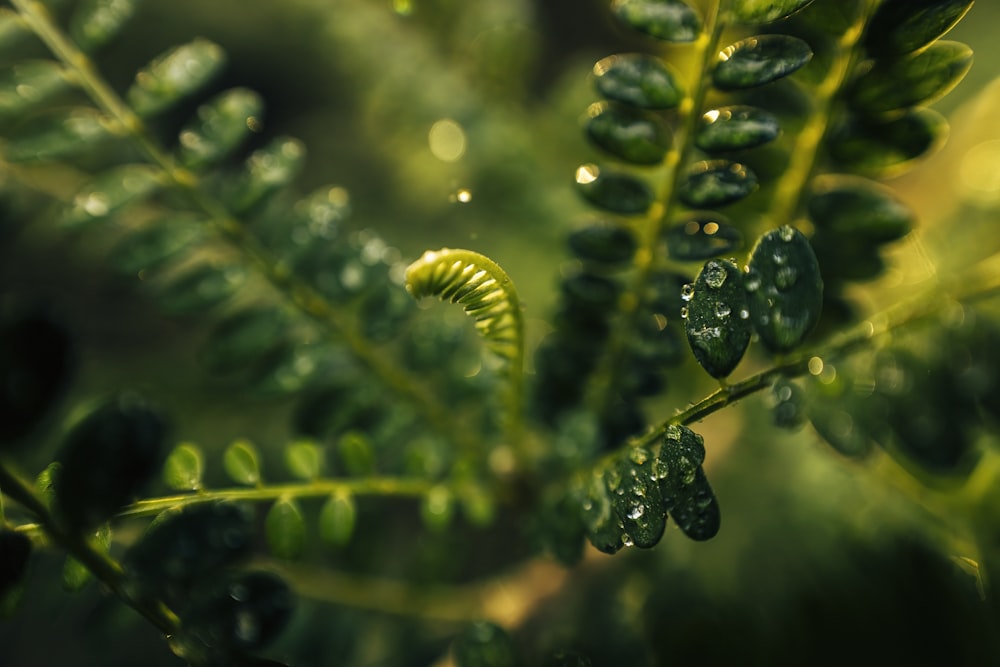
[629,248,1000,451]
[0,460,181,636]
[584,0,727,419]
[116,476,438,519]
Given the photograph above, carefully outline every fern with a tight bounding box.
[2,0,1000,665]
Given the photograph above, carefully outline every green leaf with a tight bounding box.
[695,105,781,152]
[69,0,137,52]
[199,307,288,375]
[574,163,654,214]
[62,525,111,591]
[664,213,743,261]
[223,438,262,485]
[730,0,815,24]
[318,492,356,548]
[828,108,947,175]
[0,60,69,120]
[567,221,637,266]
[266,496,307,559]
[230,136,306,213]
[0,530,32,599]
[0,314,73,444]
[683,259,751,378]
[126,39,226,117]
[176,570,294,660]
[578,471,624,554]
[864,0,974,57]
[807,175,914,243]
[3,108,117,163]
[284,440,324,480]
[678,160,758,208]
[405,248,523,366]
[713,35,813,90]
[0,9,30,55]
[420,485,454,533]
[612,0,702,43]
[337,431,375,476]
[157,263,248,315]
[110,217,205,276]
[124,502,254,592]
[585,102,669,165]
[54,394,166,530]
[592,53,684,110]
[178,87,264,168]
[608,447,666,549]
[35,462,61,507]
[452,621,518,667]
[61,164,161,227]
[744,226,823,352]
[849,41,973,114]
[162,442,204,491]
[656,425,720,541]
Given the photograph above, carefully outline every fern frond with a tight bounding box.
[405,248,525,450]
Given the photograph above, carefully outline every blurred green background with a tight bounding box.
[3,0,1000,665]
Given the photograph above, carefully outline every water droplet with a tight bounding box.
[681,283,695,301]
[628,447,650,465]
[703,261,728,288]
[665,424,683,442]
[744,267,761,292]
[627,502,645,520]
[622,533,635,547]
[772,249,787,265]
[715,303,731,318]
[775,266,799,290]
[680,305,689,319]
[739,308,749,319]
[779,225,796,242]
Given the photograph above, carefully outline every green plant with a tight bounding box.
[2,0,1000,664]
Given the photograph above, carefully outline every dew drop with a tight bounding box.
[703,261,728,288]
[680,305,689,319]
[629,447,650,465]
[779,225,796,242]
[627,502,645,520]
[775,266,799,290]
[715,303,731,318]
[739,308,749,319]
[772,250,787,265]
[681,283,695,301]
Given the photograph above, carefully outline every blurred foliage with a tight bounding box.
[2,0,1000,666]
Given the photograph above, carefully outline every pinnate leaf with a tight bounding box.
[852,40,973,114]
[864,0,974,57]
[713,35,813,90]
[266,496,306,559]
[223,439,262,486]
[592,53,683,110]
[162,442,204,491]
[127,39,226,117]
[744,226,823,352]
[683,259,750,378]
[285,440,323,480]
[730,0,815,24]
[70,0,137,52]
[319,492,356,548]
[612,0,701,43]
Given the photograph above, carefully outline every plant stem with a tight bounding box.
[9,0,478,457]
[116,476,438,519]
[629,248,1000,452]
[584,0,726,419]
[0,460,181,636]
[768,1,875,227]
